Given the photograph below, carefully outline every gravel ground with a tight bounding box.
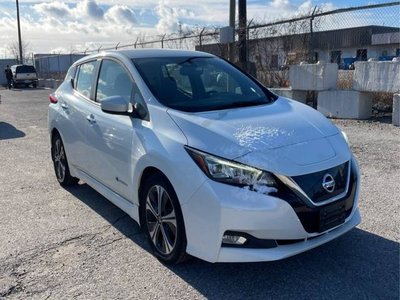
[0,88,399,300]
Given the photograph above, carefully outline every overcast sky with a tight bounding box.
[0,0,395,57]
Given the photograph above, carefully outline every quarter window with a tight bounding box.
[76,61,97,98]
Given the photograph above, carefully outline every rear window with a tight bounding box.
[16,65,36,73]
[65,66,76,81]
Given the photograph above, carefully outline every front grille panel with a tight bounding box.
[291,162,349,203]
[271,161,357,233]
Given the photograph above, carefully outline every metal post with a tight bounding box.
[57,54,61,79]
[229,0,236,62]
[16,0,23,63]
[47,56,50,79]
[309,6,317,63]
[238,0,247,70]
[161,34,166,48]
[199,28,205,47]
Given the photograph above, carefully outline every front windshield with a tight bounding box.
[133,56,274,112]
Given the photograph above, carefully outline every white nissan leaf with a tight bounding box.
[48,49,361,264]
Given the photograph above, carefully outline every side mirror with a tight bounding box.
[101,96,129,114]
[133,102,148,120]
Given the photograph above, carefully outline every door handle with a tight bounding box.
[86,114,96,124]
[61,102,69,109]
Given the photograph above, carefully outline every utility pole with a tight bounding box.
[16,0,23,64]
[238,0,247,71]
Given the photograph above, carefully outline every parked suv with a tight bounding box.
[11,64,38,88]
[48,49,361,264]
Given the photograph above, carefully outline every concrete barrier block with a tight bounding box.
[289,63,338,91]
[54,80,61,89]
[317,90,372,119]
[38,79,45,88]
[269,88,308,103]
[353,61,400,93]
[393,94,400,126]
[44,79,55,89]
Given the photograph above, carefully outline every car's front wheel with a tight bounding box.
[51,133,79,187]
[140,173,187,264]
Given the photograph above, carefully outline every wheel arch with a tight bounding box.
[138,166,169,227]
[50,127,61,142]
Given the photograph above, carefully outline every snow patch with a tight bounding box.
[233,125,293,150]
[252,184,278,195]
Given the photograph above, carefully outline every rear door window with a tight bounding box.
[76,61,97,99]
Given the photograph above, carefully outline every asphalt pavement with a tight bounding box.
[0,88,399,299]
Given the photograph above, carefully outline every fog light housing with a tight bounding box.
[222,234,247,245]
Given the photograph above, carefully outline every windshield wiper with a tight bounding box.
[211,100,268,110]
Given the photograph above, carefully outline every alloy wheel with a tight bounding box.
[145,185,178,255]
[53,138,66,182]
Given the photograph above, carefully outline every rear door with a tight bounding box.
[84,58,138,200]
[59,60,98,172]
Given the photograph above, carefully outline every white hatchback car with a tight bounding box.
[48,49,361,264]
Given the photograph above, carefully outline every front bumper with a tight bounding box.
[217,209,360,262]
[181,161,360,263]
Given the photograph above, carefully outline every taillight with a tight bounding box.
[49,94,58,104]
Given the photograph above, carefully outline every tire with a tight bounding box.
[51,133,79,187]
[140,173,188,264]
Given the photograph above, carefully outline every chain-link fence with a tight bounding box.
[200,2,400,87]
[34,1,400,90]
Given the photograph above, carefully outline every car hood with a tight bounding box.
[168,97,349,174]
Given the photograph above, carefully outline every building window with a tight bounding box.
[330,51,341,65]
[356,49,367,61]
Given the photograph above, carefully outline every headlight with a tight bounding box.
[185,147,277,193]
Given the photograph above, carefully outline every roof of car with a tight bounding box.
[11,64,35,67]
[109,48,215,59]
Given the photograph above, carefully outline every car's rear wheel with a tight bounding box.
[140,173,187,264]
[51,133,79,187]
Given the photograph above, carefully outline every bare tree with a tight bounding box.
[246,7,323,87]
[7,40,31,64]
